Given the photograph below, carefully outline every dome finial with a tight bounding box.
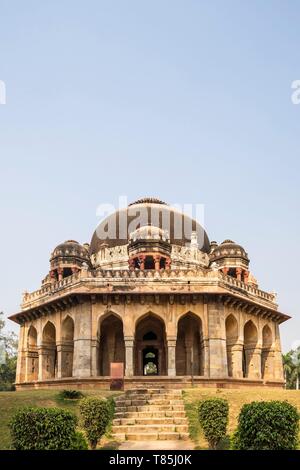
[129,197,167,206]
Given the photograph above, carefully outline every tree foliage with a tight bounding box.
[283,348,300,389]
[0,312,18,391]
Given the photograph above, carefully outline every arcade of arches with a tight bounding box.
[20,307,281,383]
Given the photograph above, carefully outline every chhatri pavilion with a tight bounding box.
[10,198,289,390]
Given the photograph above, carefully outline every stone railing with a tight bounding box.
[219,272,276,303]
[21,267,276,308]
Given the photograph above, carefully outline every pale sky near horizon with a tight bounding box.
[0,1,300,352]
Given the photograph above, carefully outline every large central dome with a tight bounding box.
[90,198,210,254]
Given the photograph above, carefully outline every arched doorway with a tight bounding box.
[225,314,239,377]
[61,316,74,377]
[243,320,258,378]
[143,346,158,375]
[99,314,125,376]
[176,313,204,376]
[27,325,38,381]
[42,321,57,379]
[261,324,273,380]
[134,314,167,375]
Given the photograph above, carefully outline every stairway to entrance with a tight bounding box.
[112,388,189,441]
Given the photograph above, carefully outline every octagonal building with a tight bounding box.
[10,198,289,389]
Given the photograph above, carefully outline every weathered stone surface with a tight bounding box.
[12,199,287,389]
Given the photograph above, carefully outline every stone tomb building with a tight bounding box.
[10,198,289,389]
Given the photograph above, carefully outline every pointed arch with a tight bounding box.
[261,324,273,380]
[43,321,56,344]
[225,314,239,377]
[98,313,125,376]
[134,313,167,375]
[176,312,204,376]
[243,320,258,378]
[134,310,166,328]
[27,325,37,349]
[61,316,74,377]
[42,321,57,379]
[62,315,74,341]
[26,325,38,381]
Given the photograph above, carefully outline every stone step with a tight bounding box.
[115,398,183,407]
[117,394,182,402]
[113,432,190,442]
[113,417,188,426]
[115,410,186,419]
[125,432,188,441]
[123,390,182,396]
[112,424,189,434]
[112,388,189,442]
[115,404,185,413]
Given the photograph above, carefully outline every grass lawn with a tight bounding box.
[183,388,300,449]
[0,389,119,450]
[2,387,300,450]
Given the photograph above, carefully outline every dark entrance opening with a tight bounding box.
[143,347,158,375]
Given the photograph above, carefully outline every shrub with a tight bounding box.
[80,397,112,449]
[71,431,88,450]
[198,398,229,449]
[233,400,299,450]
[10,407,78,450]
[58,389,84,400]
[106,396,116,419]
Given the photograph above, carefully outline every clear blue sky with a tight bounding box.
[0,1,299,351]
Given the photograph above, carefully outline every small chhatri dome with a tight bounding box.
[51,240,89,261]
[210,239,249,262]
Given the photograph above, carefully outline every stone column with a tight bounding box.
[15,325,26,383]
[154,255,161,271]
[124,337,134,377]
[73,300,92,378]
[207,297,228,378]
[139,255,145,271]
[167,337,176,376]
[91,338,100,376]
[273,323,284,381]
[243,270,249,284]
[236,268,242,281]
[222,267,229,275]
[202,338,210,377]
[38,346,45,381]
[57,268,63,281]
[231,343,243,378]
[261,348,274,381]
[245,346,261,379]
[56,342,63,379]
[25,350,39,382]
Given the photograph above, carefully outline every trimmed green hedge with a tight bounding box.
[10,407,84,450]
[198,398,229,449]
[80,397,112,449]
[232,401,300,450]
